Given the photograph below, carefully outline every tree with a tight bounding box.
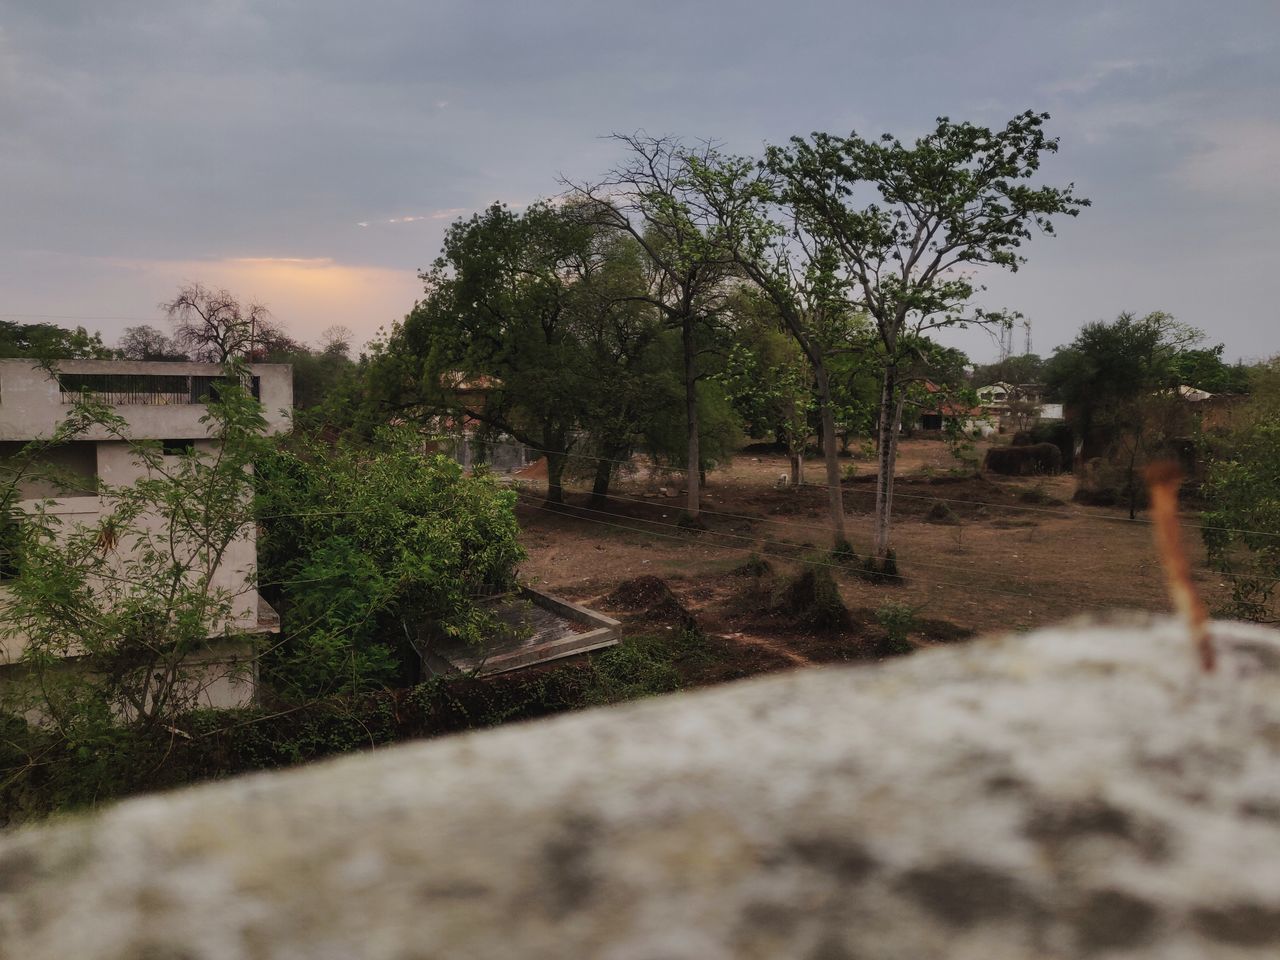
[117,324,188,361]
[971,353,1045,390]
[1,366,270,738]
[0,321,113,360]
[765,112,1087,564]
[687,152,868,548]
[569,229,681,504]
[375,202,595,504]
[717,288,816,488]
[1046,311,1201,517]
[162,283,286,362]
[565,134,738,523]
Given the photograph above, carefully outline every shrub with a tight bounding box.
[734,554,773,577]
[830,538,859,566]
[256,428,525,699]
[875,602,918,654]
[925,500,960,524]
[860,550,902,585]
[983,443,1062,476]
[773,567,850,630]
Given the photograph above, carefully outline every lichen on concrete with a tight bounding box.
[2,614,1280,958]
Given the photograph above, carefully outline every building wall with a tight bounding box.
[0,360,292,441]
[0,360,288,708]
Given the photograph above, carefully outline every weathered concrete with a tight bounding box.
[2,614,1280,958]
[0,359,293,441]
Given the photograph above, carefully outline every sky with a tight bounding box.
[1,1,1277,362]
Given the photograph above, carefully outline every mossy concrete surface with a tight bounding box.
[2,615,1280,959]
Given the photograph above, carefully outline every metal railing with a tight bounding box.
[57,373,261,405]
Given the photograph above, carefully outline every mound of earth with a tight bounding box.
[603,576,699,631]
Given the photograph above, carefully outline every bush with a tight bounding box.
[875,602,918,655]
[830,538,859,566]
[1202,418,1280,622]
[734,554,773,577]
[773,567,850,630]
[257,428,525,699]
[925,500,961,524]
[983,443,1062,476]
[578,631,704,706]
[860,550,902,585]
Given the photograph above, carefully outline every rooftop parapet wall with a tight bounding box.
[2,615,1280,958]
[0,360,292,441]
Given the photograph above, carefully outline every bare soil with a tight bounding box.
[513,439,1231,681]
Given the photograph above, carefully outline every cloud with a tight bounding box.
[357,208,470,228]
[1173,118,1280,204]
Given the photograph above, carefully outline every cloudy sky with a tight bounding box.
[1,1,1276,361]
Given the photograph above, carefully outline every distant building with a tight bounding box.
[0,359,293,710]
[976,381,1062,434]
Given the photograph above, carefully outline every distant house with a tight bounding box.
[976,382,1062,434]
[916,381,989,436]
[0,359,293,711]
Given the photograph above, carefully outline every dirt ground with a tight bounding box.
[510,439,1233,678]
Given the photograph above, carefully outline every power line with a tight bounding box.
[505,477,1270,585]
[0,312,179,325]
[460,435,1280,541]
[511,490,1139,613]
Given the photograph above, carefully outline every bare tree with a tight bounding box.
[563,134,737,523]
[162,283,282,362]
[320,324,354,357]
[118,324,188,361]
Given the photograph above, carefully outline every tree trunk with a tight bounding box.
[589,457,613,507]
[873,364,899,561]
[682,315,701,520]
[544,449,567,506]
[813,362,848,547]
[789,449,802,488]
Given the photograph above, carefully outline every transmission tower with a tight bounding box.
[1022,318,1032,356]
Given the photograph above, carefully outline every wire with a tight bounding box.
[511,490,1132,612]
[458,434,1280,541]
[0,312,181,325]
[505,476,1271,586]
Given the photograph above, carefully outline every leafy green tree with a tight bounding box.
[1168,345,1250,395]
[1199,355,1280,622]
[688,153,869,547]
[971,353,1045,390]
[566,134,738,522]
[717,288,816,486]
[0,321,113,360]
[375,202,596,504]
[562,228,678,504]
[1046,311,1201,517]
[764,111,1087,564]
[256,430,524,698]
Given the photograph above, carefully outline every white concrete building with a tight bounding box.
[0,359,293,710]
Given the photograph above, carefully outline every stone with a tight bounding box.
[2,615,1280,958]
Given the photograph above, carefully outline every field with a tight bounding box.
[511,439,1230,677]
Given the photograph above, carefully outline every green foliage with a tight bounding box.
[1047,311,1202,516]
[256,429,525,698]
[0,320,113,360]
[971,353,1046,389]
[1,365,270,744]
[875,602,918,654]
[578,630,705,706]
[830,538,859,566]
[1202,418,1280,623]
[773,566,850,630]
